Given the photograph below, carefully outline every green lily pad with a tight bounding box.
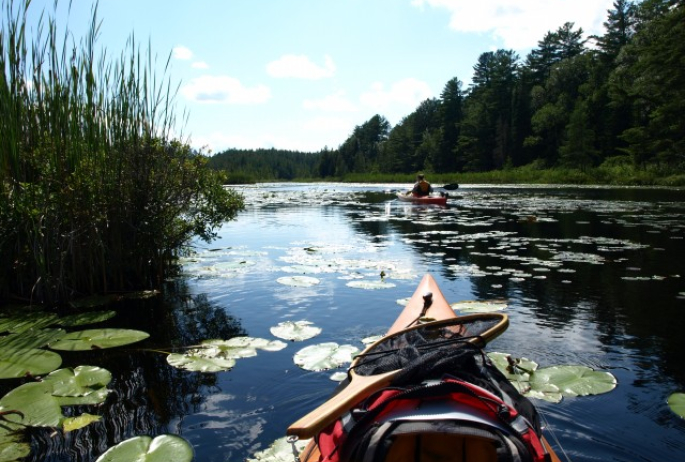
[523,382,563,403]
[0,348,63,379]
[0,382,63,427]
[62,413,102,432]
[48,329,150,351]
[667,392,685,419]
[346,280,396,290]
[0,426,31,462]
[530,365,617,397]
[167,337,286,372]
[55,388,111,406]
[451,300,507,313]
[246,436,310,462]
[43,366,111,398]
[0,328,66,349]
[58,311,116,327]
[167,352,236,372]
[293,343,359,371]
[201,337,287,356]
[270,321,322,341]
[277,276,321,287]
[0,312,59,334]
[94,434,193,462]
[487,352,538,381]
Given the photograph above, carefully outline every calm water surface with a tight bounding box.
[16,183,685,461]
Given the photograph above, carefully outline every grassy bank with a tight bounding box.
[338,158,685,187]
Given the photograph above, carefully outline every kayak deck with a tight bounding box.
[289,274,562,462]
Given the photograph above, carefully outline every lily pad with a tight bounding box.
[246,436,310,462]
[293,343,359,371]
[346,280,396,290]
[667,392,685,419]
[63,413,102,432]
[487,352,538,382]
[0,382,63,427]
[48,329,150,351]
[0,328,66,350]
[0,312,59,334]
[58,311,116,327]
[94,434,193,462]
[201,337,287,356]
[167,337,286,372]
[0,426,31,462]
[43,366,112,400]
[0,347,63,379]
[270,321,322,341]
[452,300,507,313]
[276,276,321,287]
[166,352,237,373]
[530,365,617,397]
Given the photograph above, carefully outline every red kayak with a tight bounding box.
[396,192,448,205]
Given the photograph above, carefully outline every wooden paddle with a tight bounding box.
[286,313,508,439]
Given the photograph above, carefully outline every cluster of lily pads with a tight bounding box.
[0,297,194,462]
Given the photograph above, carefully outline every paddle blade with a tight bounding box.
[442,183,460,190]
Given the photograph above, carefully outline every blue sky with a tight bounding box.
[26,0,615,153]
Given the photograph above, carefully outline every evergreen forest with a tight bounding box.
[209,0,685,186]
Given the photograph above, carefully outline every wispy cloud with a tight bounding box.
[411,0,614,50]
[192,61,209,69]
[267,54,336,79]
[180,75,271,104]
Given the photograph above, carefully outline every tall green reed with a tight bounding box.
[1,0,243,304]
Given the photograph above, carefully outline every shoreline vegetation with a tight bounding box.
[223,159,685,188]
[0,0,243,304]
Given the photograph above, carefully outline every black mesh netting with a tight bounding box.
[351,318,500,379]
[348,318,541,435]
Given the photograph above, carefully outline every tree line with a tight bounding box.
[209,0,684,183]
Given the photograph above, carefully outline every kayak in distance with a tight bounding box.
[396,192,449,206]
[287,274,563,462]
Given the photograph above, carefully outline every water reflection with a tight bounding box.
[9,183,685,461]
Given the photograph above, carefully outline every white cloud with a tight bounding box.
[303,91,357,112]
[192,61,209,69]
[172,46,193,60]
[266,54,336,79]
[411,0,614,50]
[359,78,433,111]
[180,75,271,104]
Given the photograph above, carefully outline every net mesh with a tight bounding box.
[351,318,501,379]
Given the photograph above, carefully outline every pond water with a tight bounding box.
[8,183,685,461]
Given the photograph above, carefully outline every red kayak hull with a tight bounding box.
[396,192,447,205]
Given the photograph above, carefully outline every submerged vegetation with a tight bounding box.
[0,0,243,303]
[209,0,685,187]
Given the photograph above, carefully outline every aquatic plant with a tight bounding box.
[0,0,243,303]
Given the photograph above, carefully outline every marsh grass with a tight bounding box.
[0,0,243,303]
